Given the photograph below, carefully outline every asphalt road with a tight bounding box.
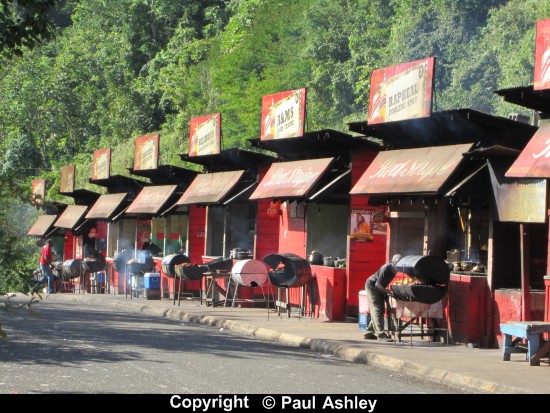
[0,296,468,395]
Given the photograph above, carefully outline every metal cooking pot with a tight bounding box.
[308,251,323,265]
[323,256,335,267]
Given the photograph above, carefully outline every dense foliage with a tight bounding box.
[0,0,549,292]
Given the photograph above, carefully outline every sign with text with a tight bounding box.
[60,165,75,193]
[188,113,221,156]
[261,88,306,140]
[534,18,550,91]
[250,158,333,200]
[368,57,435,124]
[176,170,245,205]
[506,122,550,178]
[92,148,111,180]
[350,144,472,195]
[31,179,45,206]
[133,134,159,171]
[489,160,546,223]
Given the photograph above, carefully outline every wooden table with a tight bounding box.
[201,271,230,307]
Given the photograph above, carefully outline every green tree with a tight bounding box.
[0,0,60,58]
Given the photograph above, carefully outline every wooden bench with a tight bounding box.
[500,321,550,366]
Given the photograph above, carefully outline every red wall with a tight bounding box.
[188,205,206,264]
[255,199,280,261]
[347,149,385,313]
[278,204,307,258]
[493,289,546,347]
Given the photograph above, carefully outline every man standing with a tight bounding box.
[34,239,57,294]
[363,254,402,342]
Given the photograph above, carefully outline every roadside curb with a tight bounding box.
[50,293,531,394]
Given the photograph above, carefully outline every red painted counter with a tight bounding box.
[447,273,488,346]
[283,265,347,321]
[493,288,546,347]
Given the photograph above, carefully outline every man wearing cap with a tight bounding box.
[363,253,402,342]
[34,239,57,294]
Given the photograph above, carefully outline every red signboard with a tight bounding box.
[60,165,75,193]
[28,215,57,236]
[249,158,334,200]
[85,193,127,220]
[506,122,550,177]
[54,205,88,229]
[133,134,159,171]
[368,57,435,124]
[126,185,177,215]
[176,170,245,205]
[189,113,221,156]
[261,88,306,140]
[350,144,472,195]
[534,18,550,91]
[92,148,111,180]
[31,179,45,206]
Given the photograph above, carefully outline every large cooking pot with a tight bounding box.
[161,253,191,277]
[308,251,323,265]
[395,255,450,285]
[231,259,269,287]
[62,259,83,279]
[231,248,253,260]
[263,253,312,288]
[323,256,335,267]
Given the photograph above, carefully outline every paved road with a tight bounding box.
[0,297,469,395]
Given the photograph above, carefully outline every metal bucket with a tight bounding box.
[263,253,312,288]
[161,253,191,277]
[231,259,269,287]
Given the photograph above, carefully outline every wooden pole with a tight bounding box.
[520,224,531,321]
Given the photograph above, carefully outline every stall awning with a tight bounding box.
[506,123,550,178]
[85,193,128,220]
[28,215,57,236]
[54,205,88,229]
[350,143,473,195]
[249,158,335,200]
[126,185,177,215]
[175,170,245,205]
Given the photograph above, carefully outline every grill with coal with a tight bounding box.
[391,255,450,304]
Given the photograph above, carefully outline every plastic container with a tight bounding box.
[358,313,370,331]
[144,272,161,289]
[359,290,369,314]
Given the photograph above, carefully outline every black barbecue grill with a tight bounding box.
[161,253,192,277]
[82,254,107,273]
[62,259,84,279]
[112,250,134,274]
[391,255,450,304]
[263,253,312,288]
[174,257,233,281]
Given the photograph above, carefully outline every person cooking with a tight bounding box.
[33,238,57,294]
[363,254,402,342]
